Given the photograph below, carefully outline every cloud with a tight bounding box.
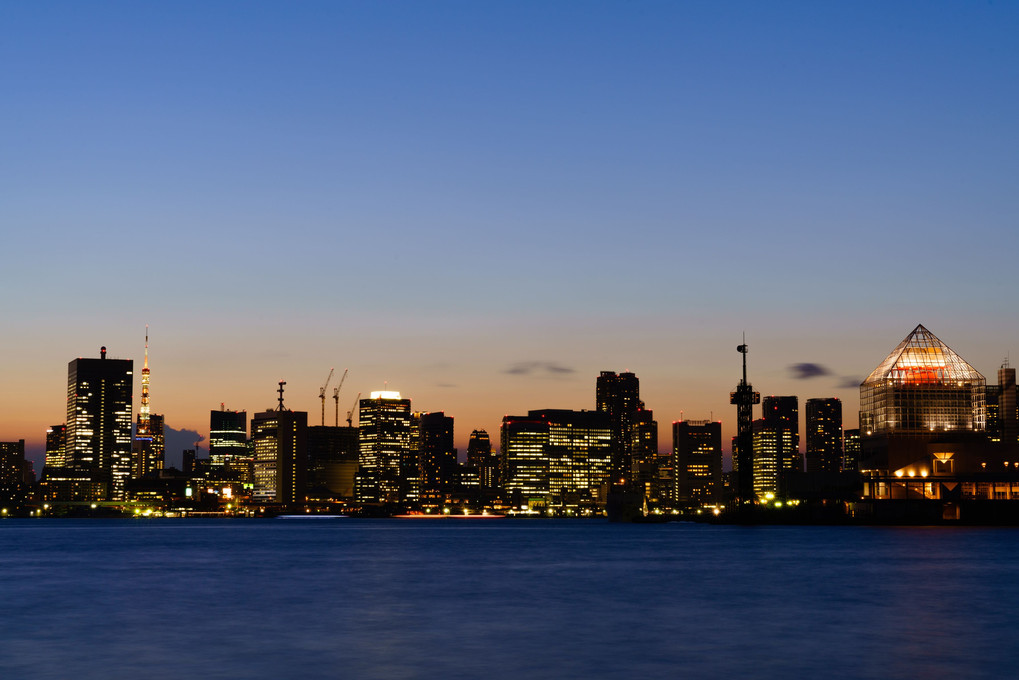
[504,361,576,376]
[789,363,832,380]
[163,425,205,470]
[837,376,863,389]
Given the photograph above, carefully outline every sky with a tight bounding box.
[2,1,1018,471]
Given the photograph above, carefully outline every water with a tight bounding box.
[0,519,1016,680]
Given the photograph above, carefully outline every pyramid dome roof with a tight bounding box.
[862,324,984,386]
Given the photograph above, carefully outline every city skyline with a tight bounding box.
[3,2,1018,469]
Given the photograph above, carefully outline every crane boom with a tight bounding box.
[318,367,334,426]
[331,368,349,426]
[346,392,361,427]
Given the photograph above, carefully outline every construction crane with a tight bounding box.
[318,368,334,426]
[346,392,361,427]
[332,368,349,426]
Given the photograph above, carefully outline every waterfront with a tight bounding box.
[1,519,1016,679]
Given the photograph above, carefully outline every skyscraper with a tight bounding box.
[418,412,456,502]
[210,408,250,481]
[755,396,800,498]
[356,391,412,505]
[43,424,66,470]
[673,420,723,507]
[805,398,842,474]
[467,429,499,492]
[500,416,549,510]
[529,409,612,511]
[0,440,26,506]
[251,382,308,509]
[66,347,133,501]
[596,371,641,486]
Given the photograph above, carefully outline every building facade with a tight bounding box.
[65,347,133,501]
[805,398,842,474]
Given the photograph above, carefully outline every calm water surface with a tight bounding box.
[0,519,1016,679]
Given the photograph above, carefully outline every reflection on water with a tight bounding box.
[0,520,1016,679]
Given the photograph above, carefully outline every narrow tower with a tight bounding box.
[730,338,760,506]
[138,325,151,438]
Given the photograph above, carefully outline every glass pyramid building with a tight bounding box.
[860,324,985,436]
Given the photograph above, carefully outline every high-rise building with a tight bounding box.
[467,429,499,491]
[306,425,358,499]
[805,398,842,474]
[43,425,67,470]
[630,408,660,500]
[752,418,796,498]
[210,408,250,481]
[529,409,612,510]
[500,416,550,509]
[356,391,412,505]
[596,371,641,486]
[673,420,722,507]
[0,440,26,506]
[418,412,456,501]
[843,429,861,472]
[251,383,308,509]
[65,347,133,501]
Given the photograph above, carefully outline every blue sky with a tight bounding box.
[2,1,1018,467]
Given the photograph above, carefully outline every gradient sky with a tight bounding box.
[3,1,1018,470]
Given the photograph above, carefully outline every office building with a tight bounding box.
[356,391,412,505]
[65,347,133,501]
[843,429,861,472]
[500,416,550,509]
[418,412,456,501]
[529,409,612,510]
[673,420,722,507]
[210,408,251,482]
[630,408,660,499]
[805,398,842,474]
[306,425,358,498]
[596,371,641,486]
[0,440,27,506]
[467,429,499,491]
[43,425,66,469]
[251,384,308,509]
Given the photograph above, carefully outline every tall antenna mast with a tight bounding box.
[138,324,151,436]
[277,380,287,411]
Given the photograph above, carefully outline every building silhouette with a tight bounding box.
[306,425,358,499]
[673,420,722,507]
[0,440,27,506]
[730,342,760,505]
[65,347,133,501]
[467,429,498,492]
[805,398,842,474]
[596,371,641,487]
[418,412,456,503]
[843,429,861,472]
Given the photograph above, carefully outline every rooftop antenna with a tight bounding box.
[277,380,287,411]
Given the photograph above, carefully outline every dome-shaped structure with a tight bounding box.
[860,324,985,436]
